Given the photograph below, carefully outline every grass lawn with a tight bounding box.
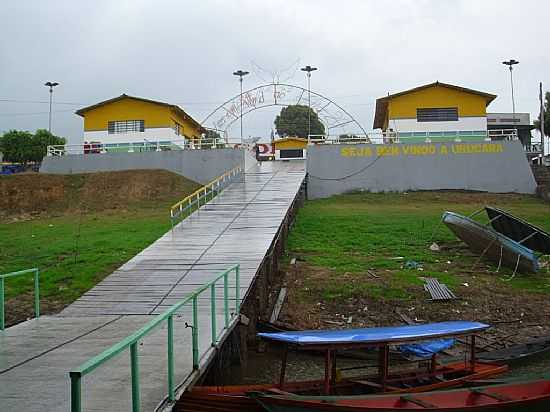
[282,192,550,328]
[0,170,200,325]
[1,205,197,325]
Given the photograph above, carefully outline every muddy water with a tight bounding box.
[230,345,550,385]
[229,345,377,384]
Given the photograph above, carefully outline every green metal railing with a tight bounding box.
[170,165,243,227]
[0,268,40,330]
[69,264,240,412]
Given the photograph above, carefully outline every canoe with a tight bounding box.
[485,207,550,255]
[176,361,507,412]
[478,335,550,364]
[442,211,539,273]
[250,376,550,411]
[176,322,507,411]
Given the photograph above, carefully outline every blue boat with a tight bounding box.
[442,211,539,273]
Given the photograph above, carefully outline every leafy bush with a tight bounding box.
[0,129,66,164]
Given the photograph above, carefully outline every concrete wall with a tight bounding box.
[40,148,243,184]
[307,141,537,199]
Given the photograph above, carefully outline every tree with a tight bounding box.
[201,129,223,148]
[0,130,34,164]
[0,129,65,164]
[204,129,222,142]
[534,91,550,137]
[274,105,325,139]
[31,129,66,162]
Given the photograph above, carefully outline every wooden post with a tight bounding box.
[379,344,389,391]
[279,345,288,389]
[430,354,437,373]
[324,349,332,395]
[331,351,337,386]
[470,335,476,372]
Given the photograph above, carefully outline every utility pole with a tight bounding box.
[541,82,546,158]
[502,59,519,135]
[232,70,249,143]
[301,65,318,140]
[44,81,59,133]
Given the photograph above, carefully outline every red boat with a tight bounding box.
[176,321,507,412]
[251,376,550,411]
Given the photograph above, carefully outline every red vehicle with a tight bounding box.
[83,141,102,154]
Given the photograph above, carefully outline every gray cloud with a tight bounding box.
[1,0,548,144]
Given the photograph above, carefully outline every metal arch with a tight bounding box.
[219,102,330,136]
[200,83,367,136]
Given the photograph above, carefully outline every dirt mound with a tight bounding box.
[0,170,200,218]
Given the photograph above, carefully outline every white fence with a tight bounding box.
[47,137,242,157]
[308,129,519,145]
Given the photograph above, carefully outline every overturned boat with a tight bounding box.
[442,211,539,273]
[485,206,550,255]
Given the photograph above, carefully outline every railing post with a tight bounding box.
[130,342,141,412]
[167,315,175,401]
[70,372,82,412]
[34,269,40,318]
[210,284,217,346]
[235,265,240,313]
[223,272,229,328]
[192,296,199,369]
[0,277,4,330]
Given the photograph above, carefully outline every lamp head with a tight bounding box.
[301,65,318,73]
[233,70,249,77]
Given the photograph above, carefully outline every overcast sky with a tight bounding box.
[1,0,549,144]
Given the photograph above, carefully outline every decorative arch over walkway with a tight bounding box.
[201,83,367,140]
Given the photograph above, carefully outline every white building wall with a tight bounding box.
[83,128,181,144]
[389,116,487,132]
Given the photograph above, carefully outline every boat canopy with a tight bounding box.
[258,321,489,346]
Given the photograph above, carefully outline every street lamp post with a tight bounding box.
[301,65,318,140]
[502,59,519,135]
[44,81,59,133]
[233,70,249,143]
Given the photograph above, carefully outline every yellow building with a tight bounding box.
[76,94,204,146]
[373,82,496,142]
[273,137,308,160]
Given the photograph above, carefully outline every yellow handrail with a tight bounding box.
[170,165,243,221]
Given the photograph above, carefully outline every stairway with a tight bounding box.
[531,165,550,202]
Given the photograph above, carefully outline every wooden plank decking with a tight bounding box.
[0,160,305,411]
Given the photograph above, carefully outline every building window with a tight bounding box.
[108,120,145,134]
[174,122,182,136]
[416,107,458,122]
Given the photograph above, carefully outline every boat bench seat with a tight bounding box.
[348,379,401,392]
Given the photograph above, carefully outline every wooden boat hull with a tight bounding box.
[485,206,550,255]
[175,361,507,412]
[478,335,550,364]
[251,376,550,411]
[442,211,539,273]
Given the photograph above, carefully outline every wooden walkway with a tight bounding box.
[0,160,305,411]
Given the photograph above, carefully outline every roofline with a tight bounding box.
[373,81,497,129]
[273,137,309,143]
[75,94,205,132]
